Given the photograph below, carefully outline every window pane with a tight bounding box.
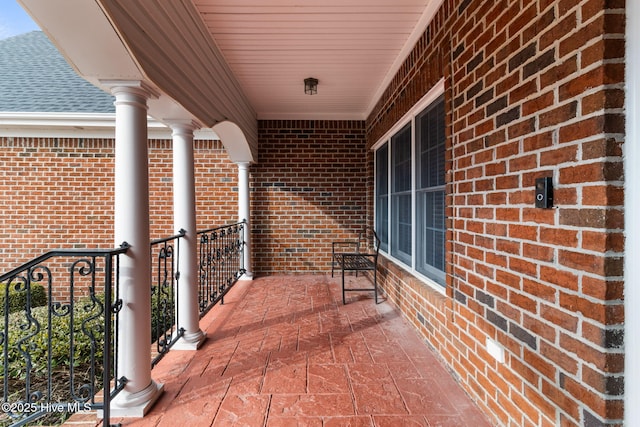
[391,193,412,264]
[376,196,388,251]
[417,190,445,285]
[376,143,388,196]
[418,97,445,189]
[390,123,412,265]
[416,96,446,286]
[376,144,389,251]
[392,124,412,192]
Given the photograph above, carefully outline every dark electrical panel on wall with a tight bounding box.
[535,177,553,209]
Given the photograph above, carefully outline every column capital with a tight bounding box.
[167,120,201,136]
[100,80,160,100]
[236,161,251,170]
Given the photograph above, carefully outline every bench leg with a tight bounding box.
[342,267,346,304]
[374,266,378,304]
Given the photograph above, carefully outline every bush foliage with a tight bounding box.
[1,294,108,380]
[0,282,47,315]
[2,290,175,379]
[1,282,177,425]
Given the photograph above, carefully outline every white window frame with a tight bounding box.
[372,78,445,294]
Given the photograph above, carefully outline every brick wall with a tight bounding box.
[0,137,115,275]
[253,120,368,274]
[367,0,625,426]
[193,139,239,227]
[0,137,237,277]
[148,138,239,235]
[0,125,367,277]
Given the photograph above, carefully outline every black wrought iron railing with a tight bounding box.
[197,220,246,316]
[0,245,129,427]
[149,231,185,367]
[0,221,246,426]
[149,221,245,363]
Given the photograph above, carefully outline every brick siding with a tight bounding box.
[0,137,237,278]
[0,125,367,276]
[366,0,625,425]
[254,120,368,274]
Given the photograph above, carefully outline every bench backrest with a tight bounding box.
[359,227,380,257]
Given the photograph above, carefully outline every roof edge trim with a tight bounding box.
[0,112,219,140]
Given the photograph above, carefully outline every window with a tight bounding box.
[374,89,446,287]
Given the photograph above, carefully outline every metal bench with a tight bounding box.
[331,227,380,304]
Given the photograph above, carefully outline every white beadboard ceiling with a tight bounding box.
[193,0,440,120]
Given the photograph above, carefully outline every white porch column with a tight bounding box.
[170,122,206,349]
[237,162,253,279]
[107,81,163,416]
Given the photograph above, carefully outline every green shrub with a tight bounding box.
[1,294,108,380]
[0,282,47,315]
[2,290,175,378]
[1,290,177,426]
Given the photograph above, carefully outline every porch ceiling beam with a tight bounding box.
[96,0,257,155]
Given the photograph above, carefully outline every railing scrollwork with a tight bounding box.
[197,221,246,316]
[0,245,129,427]
[149,230,185,367]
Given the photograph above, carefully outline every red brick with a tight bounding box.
[559,162,604,184]
[559,333,623,373]
[509,290,537,313]
[523,312,556,341]
[522,242,554,262]
[540,304,578,333]
[582,184,624,206]
[522,131,554,151]
[539,228,578,247]
[522,208,555,225]
[582,277,623,300]
[541,378,580,420]
[524,384,557,423]
[582,230,623,252]
[558,250,604,275]
[540,11,577,51]
[508,224,538,242]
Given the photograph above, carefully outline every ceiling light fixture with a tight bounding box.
[304,77,318,95]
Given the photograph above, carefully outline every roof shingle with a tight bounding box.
[0,31,115,113]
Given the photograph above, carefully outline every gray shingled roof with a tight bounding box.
[0,31,115,113]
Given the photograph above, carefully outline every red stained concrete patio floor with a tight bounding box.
[74,274,493,426]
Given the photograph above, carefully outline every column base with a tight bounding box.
[101,380,164,418]
[172,329,207,350]
[240,271,254,281]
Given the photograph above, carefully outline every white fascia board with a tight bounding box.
[0,112,219,140]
